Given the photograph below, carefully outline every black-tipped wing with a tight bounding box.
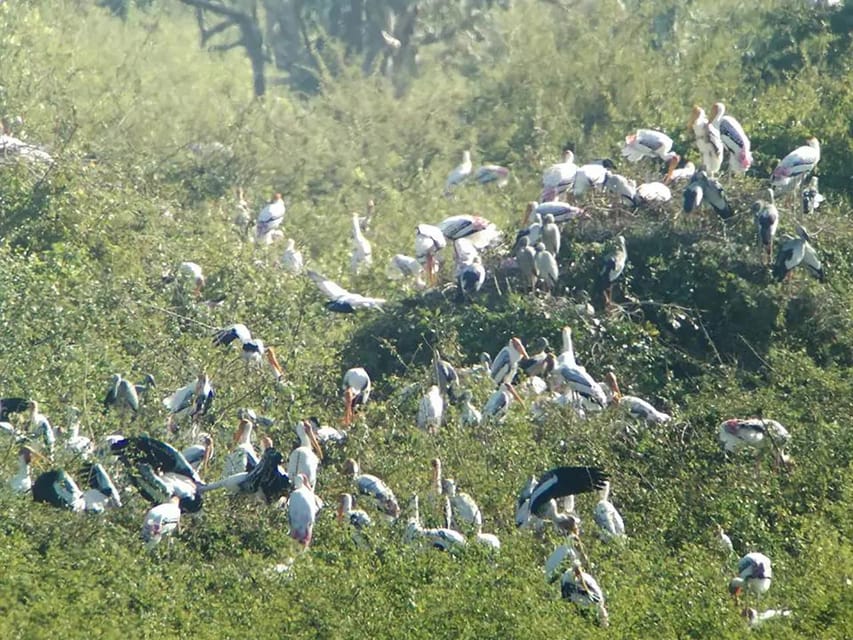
[238,447,290,503]
[111,436,203,484]
[0,397,29,421]
[213,323,251,347]
[529,466,609,517]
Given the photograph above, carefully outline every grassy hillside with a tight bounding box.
[1,1,852,638]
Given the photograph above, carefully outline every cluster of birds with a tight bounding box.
[4,97,824,630]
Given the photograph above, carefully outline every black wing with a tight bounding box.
[32,470,65,508]
[238,447,290,503]
[529,466,609,517]
[0,397,29,421]
[111,436,203,484]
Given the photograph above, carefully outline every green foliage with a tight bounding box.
[0,1,852,638]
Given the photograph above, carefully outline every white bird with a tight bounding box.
[404,495,467,551]
[458,390,482,427]
[141,496,181,551]
[573,163,608,198]
[338,492,372,530]
[307,270,386,313]
[387,254,426,288]
[380,29,402,49]
[710,102,753,174]
[63,412,93,459]
[416,386,444,434]
[444,150,473,195]
[598,235,627,307]
[343,459,400,518]
[550,327,608,409]
[213,323,284,379]
[541,214,561,257]
[162,373,214,429]
[350,212,372,274]
[287,474,321,547]
[438,214,500,249]
[281,239,304,274]
[182,432,214,472]
[255,192,286,242]
[719,418,791,467]
[541,149,577,202]
[177,261,205,296]
[442,478,483,535]
[621,129,678,164]
[342,367,371,426]
[534,243,559,293]
[561,566,609,627]
[28,401,55,456]
[593,481,625,541]
[604,372,671,424]
[529,200,586,224]
[729,552,773,599]
[489,337,529,403]
[9,446,35,494]
[773,225,825,282]
[801,176,825,214]
[456,255,485,299]
[103,374,141,414]
[665,160,696,184]
[415,224,447,286]
[717,524,735,555]
[287,420,323,490]
[743,607,792,629]
[752,189,780,264]
[0,130,53,164]
[222,419,258,476]
[635,181,672,206]
[604,171,639,207]
[689,105,724,175]
[772,137,820,191]
[482,383,514,422]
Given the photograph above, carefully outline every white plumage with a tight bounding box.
[287,474,321,547]
[350,212,372,274]
[255,193,286,240]
[416,385,444,434]
[444,150,473,195]
[281,239,304,274]
[141,497,181,551]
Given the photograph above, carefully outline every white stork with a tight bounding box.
[141,496,181,551]
[416,385,444,434]
[307,270,386,313]
[415,224,447,286]
[444,150,473,195]
[255,193,286,243]
[281,238,304,274]
[710,102,753,174]
[342,367,371,426]
[288,474,321,547]
[772,137,820,192]
[350,212,372,274]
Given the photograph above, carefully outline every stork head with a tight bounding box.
[273,192,283,202]
[510,337,529,359]
[688,105,704,128]
[27,400,38,414]
[604,372,622,402]
[342,458,359,477]
[728,577,744,597]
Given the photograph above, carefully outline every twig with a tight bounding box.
[696,310,724,366]
[737,334,774,372]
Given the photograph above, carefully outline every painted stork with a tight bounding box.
[534,243,559,293]
[529,201,586,224]
[32,469,85,512]
[80,462,123,512]
[433,351,460,404]
[141,496,181,550]
[604,171,638,208]
[177,261,205,296]
[438,215,500,249]
[162,373,214,429]
[416,386,444,434]
[338,492,372,530]
[621,129,678,165]
[665,159,697,184]
[458,390,482,427]
[304,416,348,446]
[594,481,626,541]
[104,374,141,414]
[573,163,609,199]
[597,235,627,307]
[456,255,485,299]
[752,189,780,264]
[110,436,204,485]
[444,150,473,195]
[213,323,284,379]
[222,419,258,476]
[541,214,560,257]
[343,458,400,518]
[28,401,55,456]
[516,236,538,291]
[489,337,529,404]
[729,552,773,600]
[604,372,671,424]
[541,149,578,203]
[342,367,371,426]
[561,566,610,627]
[350,212,372,275]
[772,137,820,191]
[281,238,304,274]
[387,254,426,289]
[743,608,792,629]
[181,432,214,472]
[694,171,733,219]
[772,225,825,282]
[517,466,609,532]
[288,474,321,547]
[710,102,753,173]
[482,383,514,422]
[717,524,735,555]
[520,337,555,379]
[404,495,467,551]
[306,270,386,312]
[550,326,608,408]
[801,176,824,214]
[287,419,323,490]
[442,478,483,535]
[719,418,792,468]
[473,164,510,188]
[689,105,724,175]
[62,409,93,459]
[255,193,285,243]
[415,224,447,286]
[9,446,37,494]
[635,182,672,207]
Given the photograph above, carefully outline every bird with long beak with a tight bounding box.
[489,337,529,406]
[729,552,773,605]
[752,189,780,265]
[343,458,400,519]
[287,419,323,490]
[604,372,671,424]
[597,235,627,308]
[28,401,55,457]
[689,105,723,176]
[342,367,371,426]
[222,419,258,476]
[182,432,214,473]
[338,493,372,529]
[10,445,46,494]
[141,495,181,551]
[561,565,609,627]
[287,474,320,547]
[415,224,447,287]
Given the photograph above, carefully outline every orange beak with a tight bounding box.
[266,347,285,380]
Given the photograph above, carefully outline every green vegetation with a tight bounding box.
[1,1,852,638]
